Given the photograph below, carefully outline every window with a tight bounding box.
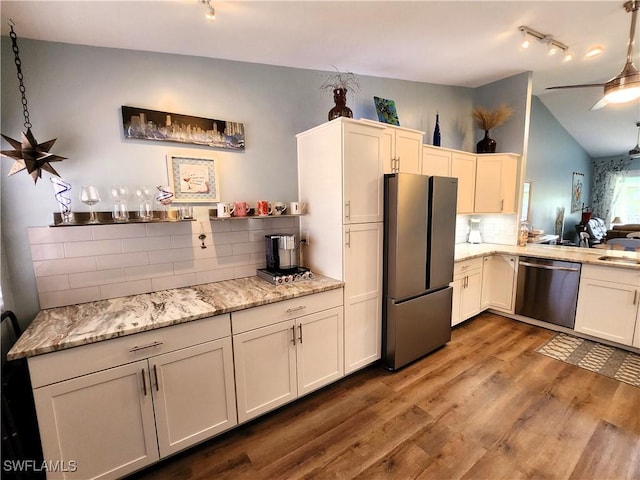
[612,170,640,224]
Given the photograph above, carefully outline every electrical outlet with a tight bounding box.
[304,231,310,246]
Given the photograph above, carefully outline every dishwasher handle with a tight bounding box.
[519,261,580,272]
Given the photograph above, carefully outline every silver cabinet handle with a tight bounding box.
[129,341,163,353]
[345,201,351,220]
[298,324,303,344]
[500,199,504,211]
[519,261,580,272]
[141,368,147,396]
[345,229,351,248]
[291,325,296,345]
[396,156,401,172]
[153,364,159,392]
[286,305,306,314]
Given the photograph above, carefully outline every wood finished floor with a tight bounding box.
[127,313,640,480]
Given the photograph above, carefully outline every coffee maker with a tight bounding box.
[265,234,298,272]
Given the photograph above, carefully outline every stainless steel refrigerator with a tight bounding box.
[382,173,457,370]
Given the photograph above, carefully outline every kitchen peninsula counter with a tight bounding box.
[455,243,640,270]
[8,274,344,360]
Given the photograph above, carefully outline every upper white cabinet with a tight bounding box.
[475,154,519,214]
[379,124,424,174]
[422,145,520,215]
[574,265,639,347]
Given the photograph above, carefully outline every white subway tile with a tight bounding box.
[195,268,235,285]
[33,257,97,277]
[151,273,197,291]
[96,252,149,270]
[101,279,153,300]
[39,286,101,309]
[148,248,195,264]
[64,239,122,258]
[212,230,249,245]
[234,264,260,278]
[232,241,264,255]
[30,243,65,261]
[196,244,233,259]
[69,268,125,288]
[125,263,174,281]
[36,275,70,293]
[91,224,147,240]
[174,258,219,274]
[215,254,253,269]
[210,220,231,233]
[145,222,193,237]
[28,226,94,244]
[122,236,171,253]
[170,234,198,249]
[229,220,250,232]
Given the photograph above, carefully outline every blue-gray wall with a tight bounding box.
[526,96,592,240]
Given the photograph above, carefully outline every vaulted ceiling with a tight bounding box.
[2,1,638,158]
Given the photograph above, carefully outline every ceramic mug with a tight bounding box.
[257,200,272,216]
[289,201,306,215]
[234,201,250,217]
[273,202,288,216]
[216,202,235,218]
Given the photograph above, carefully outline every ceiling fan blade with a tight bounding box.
[546,83,606,90]
[590,97,608,110]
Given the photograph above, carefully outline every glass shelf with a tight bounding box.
[51,210,195,227]
[208,210,304,221]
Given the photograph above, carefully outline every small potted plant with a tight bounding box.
[472,104,513,153]
[320,66,360,121]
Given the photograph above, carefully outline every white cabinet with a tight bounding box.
[422,145,452,177]
[343,222,383,374]
[232,289,344,423]
[29,316,236,480]
[451,258,483,326]
[575,265,639,347]
[481,254,517,312]
[379,123,424,174]
[298,118,384,374]
[474,154,519,214]
[451,151,477,214]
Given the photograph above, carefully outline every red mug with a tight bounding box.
[257,200,272,216]
[234,201,250,217]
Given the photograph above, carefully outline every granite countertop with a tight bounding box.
[455,243,640,270]
[8,274,344,360]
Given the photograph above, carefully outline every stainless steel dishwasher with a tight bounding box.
[515,256,581,328]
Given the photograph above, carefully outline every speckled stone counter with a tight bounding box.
[8,274,344,360]
[455,243,640,270]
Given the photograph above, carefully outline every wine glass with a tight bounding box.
[80,186,101,224]
[154,186,174,220]
[135,186,153,221]
[110,186,129,222]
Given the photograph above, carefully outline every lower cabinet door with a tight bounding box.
[296,307,344,396]
[460,270,482,320]
[32,361,159,480]
[151,338,238,458]
[233,320,297,423]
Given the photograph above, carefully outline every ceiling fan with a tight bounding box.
[547,0,640,110]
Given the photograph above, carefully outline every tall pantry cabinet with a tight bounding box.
[297,118,384,374]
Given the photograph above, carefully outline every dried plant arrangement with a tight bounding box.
[472,104,513,131]
[319,66,361,95]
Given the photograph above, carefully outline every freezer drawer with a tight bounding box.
[382,287,452,370]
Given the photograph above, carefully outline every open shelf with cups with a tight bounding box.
[208,209,304,221]
[50,210,195,226]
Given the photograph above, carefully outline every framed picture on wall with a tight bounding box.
[166,153,220,203]
[571,172,584,213]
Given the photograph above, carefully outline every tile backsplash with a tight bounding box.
[456,214,518,245]
[29,216,298,309]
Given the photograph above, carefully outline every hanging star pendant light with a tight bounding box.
[0,21,66,184]
[1,129,66,182]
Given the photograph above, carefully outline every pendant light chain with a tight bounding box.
[9,23,32,130]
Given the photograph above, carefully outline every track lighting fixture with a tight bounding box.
[201,0,215,21]
[519,26,573,62]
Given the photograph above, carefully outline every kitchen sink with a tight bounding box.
[597,256,640,265]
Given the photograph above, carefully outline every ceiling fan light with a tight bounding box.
[605,86,640,103]
[563,51,574,62]
[585,45,604,58]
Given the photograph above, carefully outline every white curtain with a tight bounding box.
[591,158,630,226]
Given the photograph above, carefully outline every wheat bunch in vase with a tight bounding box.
[472,104,513,153]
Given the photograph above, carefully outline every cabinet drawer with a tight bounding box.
[454,257,483,277]
[232,288,344,334]
[581,264,640,285]
[28,314,231,388]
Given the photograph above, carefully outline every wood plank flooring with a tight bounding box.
[127,313,640,480]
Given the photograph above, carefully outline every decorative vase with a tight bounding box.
[433,113,441,146]
[476,130,497,153]
[328,87,353,121]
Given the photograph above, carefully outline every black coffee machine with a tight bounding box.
[265,234,298,273]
